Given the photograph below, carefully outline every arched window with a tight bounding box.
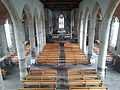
[4,19,12,48]
[110,17,119,48]
[59,14,64,29]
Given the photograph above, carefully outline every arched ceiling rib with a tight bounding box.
[0,1,9,24]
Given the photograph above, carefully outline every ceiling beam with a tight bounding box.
[41,0,81,2]
[40,0,82,10]
[45,2,79,5]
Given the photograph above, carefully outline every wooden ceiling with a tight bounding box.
[114,3,120,19]
[40,0,83,10]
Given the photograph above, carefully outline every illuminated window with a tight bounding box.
[110,17,119,48]
[4,19,12,48]
[59,14,64,29]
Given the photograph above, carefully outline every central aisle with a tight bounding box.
[57,42,69,90]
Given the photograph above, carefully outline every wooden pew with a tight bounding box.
[29,69,57,75]
[68,74,100,80]
[20,67,57,89]
[64,43,89,64]
[70,87,107,90]
[68,69,97,75]
[18,88,55,90]
[36,43,60,64]
[69,79,103,87]
[26,75,56,80]
[68,68,106,90]
[22,80,56,88]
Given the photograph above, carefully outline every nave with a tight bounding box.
[1,0,120,90]
[17,42,107,90]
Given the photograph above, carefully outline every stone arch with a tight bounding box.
[22,4,33,21]
[85,7,90,18]
[105,0,120,21]
[92,2,103,19]
[92,2,103,42]
[0,0,21,54]
[97,0,120,70]
[99,0,120,45]
[1,0,20,24]
[1,0,28,80]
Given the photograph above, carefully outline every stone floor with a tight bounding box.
[104,68,120,90]
[0,65,120,90]
[0,66,21,90]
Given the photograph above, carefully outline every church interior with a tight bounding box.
[0,0,120,90]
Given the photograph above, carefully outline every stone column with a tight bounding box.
[88,17,96,58]
[14,21,27,80]
[77,9,80,45]
[43,13,46,46]
[10,23,16,52]
[98,20,102,41]
[109,19,115,51]
[116,24,120,54]
[0,25,8,56]
[38,19,42,52]
[28,20,36,61]
[97,19,111,71]
[40,19,44,52]
[29,21,35,47]
[70,10,74,39]
[35,18,41,55]
[79,16,84,49]
[42,15,45,47]
[82,14,89,54]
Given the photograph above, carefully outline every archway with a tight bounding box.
[104,2,120,72]
[108,17,119,52]
[87,2,103,63]
[0,1,15,57]
[0,0,23,81]
[1,0,32,80]
[97,0,120,72]
[94,8,102,42]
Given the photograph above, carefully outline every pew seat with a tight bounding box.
[68,74,100,80]
[70,87,107,90]
[26,75,56,80]
[69,80,103,87]
[18,88,55,90]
